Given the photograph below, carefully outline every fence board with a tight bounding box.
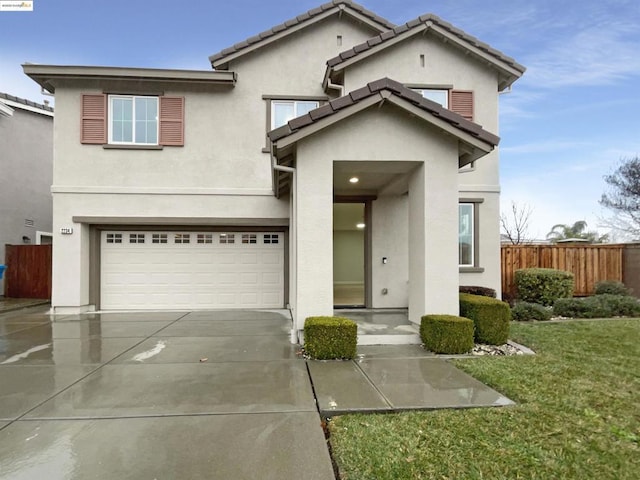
[4,245,52,299]
[501,244,623,299]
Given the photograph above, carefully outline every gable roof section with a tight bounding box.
[209,0,395,69]
[0,92,54,117]
[324,14,526,91]
[268,78,500,197]
[269,77,499,147]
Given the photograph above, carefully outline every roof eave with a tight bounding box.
[22,64,237,93]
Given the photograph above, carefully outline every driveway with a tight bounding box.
[0,308,335,480]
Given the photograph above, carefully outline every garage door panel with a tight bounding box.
[101,231,285,310]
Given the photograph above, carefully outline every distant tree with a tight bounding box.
[600,156,640,239]
[546,220,608,243]
[500,201,533,244]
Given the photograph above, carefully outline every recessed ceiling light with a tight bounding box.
[349,177,359,183]
[356,223,365,229]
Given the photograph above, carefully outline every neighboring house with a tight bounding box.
[0,93,54,294]
[24,0,524,341]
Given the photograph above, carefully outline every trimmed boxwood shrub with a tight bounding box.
[515,268,574,306]
[459,285,497,298]
[459,293,511,345]
[553,294,640,318]
[304,316,357,360]
[420,315,474,354]
[594,280,630,296]
[511,302,552,322]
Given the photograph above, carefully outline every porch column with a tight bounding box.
[407,160,459,324]
[291,152,334,334]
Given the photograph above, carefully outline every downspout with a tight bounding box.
[271,147,298,343]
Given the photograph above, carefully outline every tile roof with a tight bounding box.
[326,13,526,75]
[209,0,395,67]
[0,92,54,113]
[268,77,500,146]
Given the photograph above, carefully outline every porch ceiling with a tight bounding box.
[334,161,418,196]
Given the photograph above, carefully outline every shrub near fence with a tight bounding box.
[501,244,624,299]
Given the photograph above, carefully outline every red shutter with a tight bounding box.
[159,96,184,146]
[450,90,474,121]
[81,94,106,144]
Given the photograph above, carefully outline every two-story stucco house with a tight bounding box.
[24,0,524,342]
[0,93,54,294]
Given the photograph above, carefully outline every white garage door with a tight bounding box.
[101,231,284,310]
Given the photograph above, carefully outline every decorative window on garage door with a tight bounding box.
[129,234,145,244]
[264,234,279,244]
[175,234,190,244]
[152,233,168,244]
[242,234,257,244]
[219,233,235,244]
[106,233,122,244]
[197,234,213,244]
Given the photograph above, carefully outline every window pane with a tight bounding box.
[133,97,158,144]
[295,101,318,116]
[459,204,473,266]
[111,97,133,143]
[421,89,448,108]
[272,102,295,128]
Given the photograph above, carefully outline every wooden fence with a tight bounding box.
[501,244,624,299]
[4,244,52,299]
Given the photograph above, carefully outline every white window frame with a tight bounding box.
[418,89,449,108]
[270,100,319,129]
[108,95,159,146]
[459,203,474,267]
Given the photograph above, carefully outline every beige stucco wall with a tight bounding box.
[371,194,409,307]
[291,103,460,329]
[340,31,504,295]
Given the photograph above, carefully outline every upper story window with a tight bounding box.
[419,89,448,108]
[409,87,474,121]
[271,100,318,129]
[109,95,158,145]
[80,93,184,147]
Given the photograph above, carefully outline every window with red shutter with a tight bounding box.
[159,96,184,146]
[450,90,474,121]
[81,94,107,144]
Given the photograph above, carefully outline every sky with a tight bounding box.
[1,0,639,241]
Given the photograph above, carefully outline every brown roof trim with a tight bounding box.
[209,1,395,69]
[268,77,499,146]
[0,92,54,113]
[325,14,525,89]
[23,64,237,94]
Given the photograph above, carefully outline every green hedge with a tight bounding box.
[459,285,497,298]
[553,294,640,318]
[594,280,630,296]
[511,302,552,322]
[515,268,574,306]
[304,316,357,360]
[459,293,511,345]
[420,315,474,354]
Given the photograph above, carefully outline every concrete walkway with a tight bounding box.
[0,307,514,479]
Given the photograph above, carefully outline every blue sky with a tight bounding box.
[1,0,639,240]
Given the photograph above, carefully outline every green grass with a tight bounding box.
[329,319,640,480]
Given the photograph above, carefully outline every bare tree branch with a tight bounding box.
[500,201,533,244]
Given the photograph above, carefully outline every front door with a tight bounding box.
[333,203,366,307]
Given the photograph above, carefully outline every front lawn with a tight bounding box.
[329,319,640,479]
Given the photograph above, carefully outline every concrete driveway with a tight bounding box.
[0,308,335,480]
